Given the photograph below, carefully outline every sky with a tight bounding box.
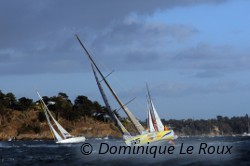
[0,0,250,120]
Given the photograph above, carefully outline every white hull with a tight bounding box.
[242,132,250,137]
[56,136,86,144]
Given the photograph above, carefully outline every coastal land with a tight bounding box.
[0,91,249,141]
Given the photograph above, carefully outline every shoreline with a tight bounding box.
[1,133,246,142]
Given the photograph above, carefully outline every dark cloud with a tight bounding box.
[0,0,231,75]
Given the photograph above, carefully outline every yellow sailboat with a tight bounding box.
[75,35,177,146]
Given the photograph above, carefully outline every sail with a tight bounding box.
[46,107,72,139]
[91,64,130,136]
[37,91,71,139]
[44,107,63,142]
[147,102,155,132]
[146,84,164,132]
[151,101,164,132]
[38,97,63,142]
[75,35,145,134]
[114,114,130,135]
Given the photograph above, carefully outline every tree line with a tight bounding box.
[0,90,109,122]
[0,90,249,135]
[162,115,249,136]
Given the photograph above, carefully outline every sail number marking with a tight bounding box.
[130,138,140,145]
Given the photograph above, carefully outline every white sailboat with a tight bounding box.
[242,121,250,137]
[37,91,86,143]
[75,34,176,146]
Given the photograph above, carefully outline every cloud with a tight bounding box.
[194,70,224,78]
[90,17,199,69]
[0,0,232,75]
[120,80,241,98]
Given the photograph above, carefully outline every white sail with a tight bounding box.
[146,84,164,132]
[151,101,164,132]
[37,91,71,139]
[147,102,155,132]
[37,91,86,143]
[46,108,72,139]
[40,100,63,142]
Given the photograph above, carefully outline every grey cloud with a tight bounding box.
[116,79,242,99]
[163,43,250,78]
[123,80,240,98]
[194,70,224,78]
[0,0,231,75]
[90,20,198,69]
[0,0,229,49]
[93,20,199,47]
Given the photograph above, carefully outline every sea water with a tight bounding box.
[0,136,249,166]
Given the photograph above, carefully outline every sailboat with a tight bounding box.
[75,34,176,146]
[146,84,165,133]
[242,121,250,136]
[146,85,178,144]
[37,91,86,143]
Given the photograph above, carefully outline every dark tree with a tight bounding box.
[74,95,93,116]
[17,97,33,111]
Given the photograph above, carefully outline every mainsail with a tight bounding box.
[151,100,164,132]
[91,64,130,136]
[45,106,72,139]
[37,91,72,140]
[147,101,155,132]
[76,35,145,134]
[38,93,63,142]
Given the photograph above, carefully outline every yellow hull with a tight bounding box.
[125,130,175,146]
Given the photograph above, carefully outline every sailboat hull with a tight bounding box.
[242,132,250,136]
[56,136,86,144]
[125,130,176,146]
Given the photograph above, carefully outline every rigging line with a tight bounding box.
[76,35,145,133]
[116,97,136,113]
[95,56,147,118]
[83,42,113,75]
[80,40,146,117]
[100,70,115,82]
[79,42,121,105]
[80,40,137,98]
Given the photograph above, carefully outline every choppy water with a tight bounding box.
[0,136,249,166]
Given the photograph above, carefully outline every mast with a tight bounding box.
[91,64,130,136]
[75,35,145,134]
